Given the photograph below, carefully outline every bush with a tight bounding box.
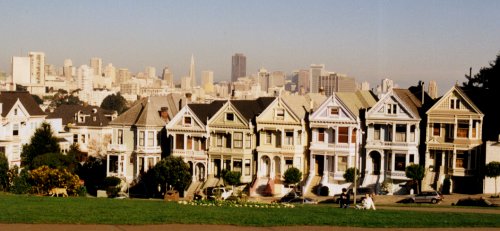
[223,171,241,187]
[0,152,8,191]
[10,169,31,194]
[284,167,302,185]
[102,176,122,198]
[343,168,360,183]
[30,166,81,195]
[32,153,77,171]
[77,156,106,196]
[320,186,329,196]
[77,185,87,197]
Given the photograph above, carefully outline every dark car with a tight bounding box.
[410,191,443,204]
[278,191,301,203]
[333,187,373,203]
[287,197,317,204]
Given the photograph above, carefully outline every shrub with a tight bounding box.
[102,176,122,198]
[77,156,106,196]
[284,167,302,185]
[320,186,329,196]
[343,167,360,183]
[10,168,31,194]
[77,185,87,197]
[223,171,241,187]
[29,166,81,195]
[0,152,8,191]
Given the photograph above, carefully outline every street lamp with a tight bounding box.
[353,126,364,207]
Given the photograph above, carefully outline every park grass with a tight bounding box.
[0,193,499,227]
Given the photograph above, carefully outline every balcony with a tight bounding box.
[256,145,304,154]
[208,146,251,155]
[108,144,127,152]
[172,149,206,158]
[448,168,476,177]
[386,171,408,180]
[310,142,352,153]
[135,146,162,154]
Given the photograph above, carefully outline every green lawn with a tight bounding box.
[0,193,499,227]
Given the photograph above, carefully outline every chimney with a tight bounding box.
[160,107,169,122]
[185,93,192,103]
[319,86,325,95]
[421,81,425,105]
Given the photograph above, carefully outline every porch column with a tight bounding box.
[335,126,339,143]
[334,155,338,173]
[257,153,261,177]
[454,117,458,139]
[136,156,139,177]
[380,152,385,174]
[406,124,411,142]
[392,123,396,142]
[309,154,314,174]
[348,127,352,145]
[452,150,457,169]
[468,117,473,139]
[106,154,110,176]
[391,152,396,172]
[323,155,328,176]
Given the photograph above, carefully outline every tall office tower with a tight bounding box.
[63,59,73,81]
[360,81,370,91]
[181,76,192,90]
[161,67,173,87]
[77,65,93,92]
[270,71,285,88]
[201,71,214,88]
[381,78,394,93]
[90,57,102,76]
[29,52,45,85]
[428,80,438,99]
[104,63,116,83]
[297,69,310,93]
[231,53,246,82]
[11,56,31,86]
[145,66,156,79]
[117,68,130,84]
[189,55,196,87]
[309,64,325,93]
[258,68,270,93]
[45,64,56,76]
[319,73,357,96]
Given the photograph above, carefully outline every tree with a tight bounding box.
[76,156,106,196]
[284,167,302,185]
[0,152,9,191]
[406,164,425,194]
[485,161,500,196]
[50,89,83,108]
[100,93,128,114]
[462,53,500,140]
[145,156,191,197]
[343,167,360,183]
[21,122,61,169]
[222,171,241,191]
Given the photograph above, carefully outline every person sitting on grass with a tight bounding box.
[355,194,376,210]
[339,188,350,208]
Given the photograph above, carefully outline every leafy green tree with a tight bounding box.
[284,167,302,185]
[100,93,128,114]
[462,53,500,140]
[406,164,425,194]
[50,89,83,108]
[31,152,79,173]
[145,156,191,198]
[343,167,360,183]
[10,168,31,194]
[485,161,500,196]
[21,122,61,169]
[222,170,241,190]
[76,156,106,196]
[0,152,9,191]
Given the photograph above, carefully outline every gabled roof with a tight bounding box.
[110,94,185,127]
[188,100,225,125]
[0,91,45,117]
[392,88,422,117]
[336,90,377,117]
[427,85,483,115]
[231,97,275,121]
[47,104,115,126]
[281,94,327,119]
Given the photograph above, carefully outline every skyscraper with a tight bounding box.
[104,63,116,83]
[231,53,246,82]
[428,80,438,99]
[29,52,45,85]
[319,73,356,96]
[90,57,102,76]
[258,68,270,93]
[162,67,173,87]
[12,56,31,85]
[309,64,324,93]
[189,55,196,87]
[202,70,214,93]
[145,66,156,79]
[63,59,73,81]
[77,65,93,92]
[297,69,310,94]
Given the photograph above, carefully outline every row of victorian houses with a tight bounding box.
[0,84,491,197]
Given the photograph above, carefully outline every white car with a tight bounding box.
[209,187,233,200]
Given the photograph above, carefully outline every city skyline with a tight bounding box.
[0,1,499,92]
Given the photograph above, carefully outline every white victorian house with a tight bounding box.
[363,89,422,194]
[423,85,483,193]
[307,91,376,196]
[253,95,324,196]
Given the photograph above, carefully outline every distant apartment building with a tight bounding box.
[319,73,356,96]
[104,63,116,83]
[310,64,325,93]
[428,80,438,99]
[29,52,45,85]
[77,65,93,92]
[117,69,130,84]
[90,57,102,77]
[360,81,370,91]
[12,56,31,86]
[270,71,285,89]
[258,68,270,93]
[63,59,73,81]
[297,69,310,94]
[162,67,173,87]
[231,53,246,82]
[145,66,156,79]
[189,55,196,87]
[181,76,192,90]
[201,70,214,93]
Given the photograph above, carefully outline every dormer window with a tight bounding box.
[79,116,84,123]
[275,108,284,120]
[450,98,460,109]
[226,113,234,121]
[386,103,397,115]
[329,107,339,116]
[183,116,192,126]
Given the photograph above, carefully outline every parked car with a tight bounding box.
[277,191,301,203]
[409,191,443,204]
[333,187,373,203]
[286,197,318,204]
[205,187,233,200]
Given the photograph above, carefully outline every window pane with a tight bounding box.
[147,131,154,146]
[338,127,348,143]
[318,128,325,142]
[176,134,184,149]
[395,154,406,171]
[338,156,347,172]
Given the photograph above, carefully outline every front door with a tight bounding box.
[315,155,324,176]
[214,159,221,177]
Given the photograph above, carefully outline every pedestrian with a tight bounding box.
[339,188,350,208]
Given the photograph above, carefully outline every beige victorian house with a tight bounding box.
[307,91,376,196]
[206,97,274,187]
[423,85,483,193]
[253,94,325,196]
[363,89,421,194]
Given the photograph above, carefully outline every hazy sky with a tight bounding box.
[0,0,499,93]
